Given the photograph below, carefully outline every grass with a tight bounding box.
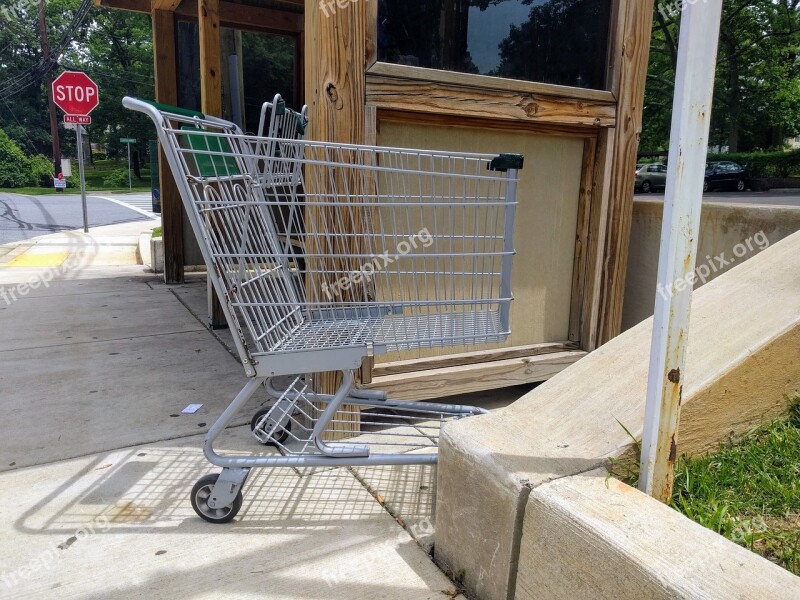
[0,159,151,195]
[152,226,162,237]
[612,399,800,575]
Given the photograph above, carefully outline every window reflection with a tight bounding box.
[378,0,612,90]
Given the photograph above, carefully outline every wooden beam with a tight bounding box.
[197,0,226,328]
[199,0,222,117]
[367,72,616,129]
[306,0,367,144]
[151,0,181,11]
[581,128,613,351]
[373,342,580,378]
[368,62,617,103]
[364,351,587,402]
[152,9,184,283]
[305,0,368,428]
[568,136,598,343]
[593,0,655,345]
[365,0,378,71]
[376,108,598,140]
[175,1,303,33]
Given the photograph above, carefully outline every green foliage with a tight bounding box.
[707,149,800,178]
[669,400,800,575]
[0,127,33,187]
[102,167,130,188]
[612,399,800,575]
[644,1,800,152]
[0,1,154,163]
[28,154,56,187]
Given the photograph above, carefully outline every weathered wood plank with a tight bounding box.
[197,0,226,328]
[176,1,303,33]
[367,74,616,128]
[581,128,613,351]
[152,9,184,283]
[368,62,617,103]
[198,0,221,116]
[304,0,369,433]
[568,136,598,342]
[151,0,180,11]
[372,342,579,378]
[377,108,598,140]
[364,351,587,402]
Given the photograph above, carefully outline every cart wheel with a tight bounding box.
[190,474,242,524]
[250,408,291,446]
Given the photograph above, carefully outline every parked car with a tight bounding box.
[635,162,667,193]
[704,161,750,192]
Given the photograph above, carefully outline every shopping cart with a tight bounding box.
[124,96,523,523]
[253,93,308,189]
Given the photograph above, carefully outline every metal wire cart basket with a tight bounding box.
[124,96,523,523]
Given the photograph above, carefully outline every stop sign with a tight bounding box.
[52,72,99,116]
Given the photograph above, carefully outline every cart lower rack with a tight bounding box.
[125,96,522,523]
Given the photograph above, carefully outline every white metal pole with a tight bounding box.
[127,141,132,191]
[76,126,89,233]
[639,0,724,502]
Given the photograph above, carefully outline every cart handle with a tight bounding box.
[489,153,525,172]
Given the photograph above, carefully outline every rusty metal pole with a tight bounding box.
[639,0,724,502]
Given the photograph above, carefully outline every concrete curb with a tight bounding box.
[517,470,800,600]
[435,229,800,600]
[137,232,151,268]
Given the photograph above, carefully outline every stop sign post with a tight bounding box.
[52,72,99,233]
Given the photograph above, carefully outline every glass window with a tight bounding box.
[176,21,297,133]
[378,0,613,90]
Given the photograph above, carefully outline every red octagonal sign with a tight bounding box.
[52,71,99,117]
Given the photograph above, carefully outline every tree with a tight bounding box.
[494,0,612,90]
[643,0,800,153]
[0,1,154,169]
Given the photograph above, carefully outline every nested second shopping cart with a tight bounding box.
[124,96,523,523]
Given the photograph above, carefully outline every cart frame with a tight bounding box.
[124,96,522,523]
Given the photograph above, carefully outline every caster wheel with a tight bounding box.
[190,474,242,524]
[250,407,291,446]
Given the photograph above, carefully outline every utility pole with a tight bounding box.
[38,0,61,178]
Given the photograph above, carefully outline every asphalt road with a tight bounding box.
[635,190,800,206]
[0,193,155,245]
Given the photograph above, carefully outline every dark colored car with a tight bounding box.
[704,161,749,192]
[635,163,667,193]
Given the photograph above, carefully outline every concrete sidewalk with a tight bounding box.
[0,219,160,270]
[0,227,499,598]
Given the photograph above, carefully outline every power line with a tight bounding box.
[0,0,93,101]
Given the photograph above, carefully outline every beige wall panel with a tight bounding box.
[377,120,584,362]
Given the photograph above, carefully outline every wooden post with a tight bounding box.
[305,0,369,435]
[198,0,227,328]
[152,9,185,284]
[593,0,655,346]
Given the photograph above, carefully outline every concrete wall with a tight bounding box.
[623,200,800,331]
[435,230,800,600]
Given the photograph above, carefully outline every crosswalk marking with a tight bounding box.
[5,252,69,267]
